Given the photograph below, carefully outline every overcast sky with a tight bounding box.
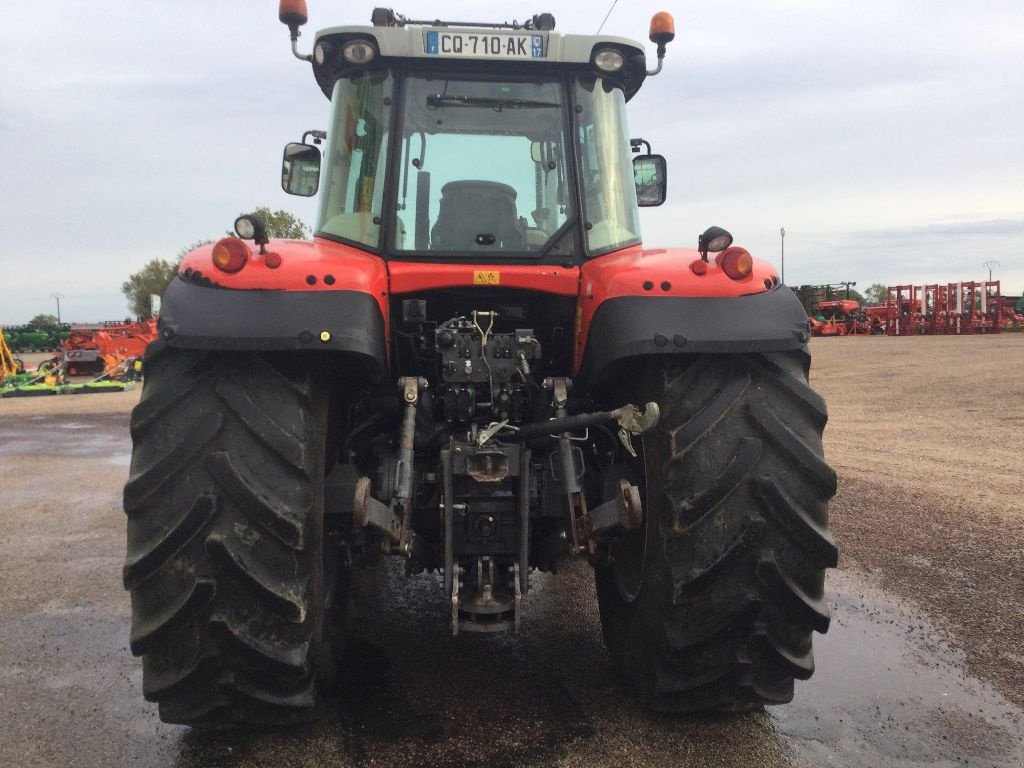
[1,1,1021,323]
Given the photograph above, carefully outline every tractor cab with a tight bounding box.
[279,5,672,264]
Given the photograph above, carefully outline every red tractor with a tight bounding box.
[124,2,836,727]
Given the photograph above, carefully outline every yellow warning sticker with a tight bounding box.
[473,270,501,286]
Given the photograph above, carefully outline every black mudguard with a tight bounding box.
[157,278,388,377]
[578,287,811,384]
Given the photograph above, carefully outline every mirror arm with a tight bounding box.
[289,27,313,62]
[630,138,652,155]
[646,44,667,76]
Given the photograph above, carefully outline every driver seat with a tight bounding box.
[431,180,525,251]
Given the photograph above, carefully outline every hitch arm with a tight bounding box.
[515,401,660,441]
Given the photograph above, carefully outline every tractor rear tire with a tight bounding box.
[595,351,838,712]
[123,341,341,726]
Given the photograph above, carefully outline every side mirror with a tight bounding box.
[633,154,666,207]
[281,142,321,197]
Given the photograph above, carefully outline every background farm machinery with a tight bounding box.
[793,283,873,336]
[794,281,1022,337]
[60,319,157,376]
[810,299,872,336]
[1,328,26,382]
[877,282,1019,335]
[0,319,156,397]
[1,327,67,394]
[3,324,70,353]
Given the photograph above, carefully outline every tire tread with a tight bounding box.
[596,352,837,712]
[123,349,330,727]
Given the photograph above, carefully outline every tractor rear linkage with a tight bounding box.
[351,375,659,634]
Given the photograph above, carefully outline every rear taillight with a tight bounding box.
[211,238,250,273]
[717,247,753,280]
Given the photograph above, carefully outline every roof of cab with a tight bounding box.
[309,24,649,99]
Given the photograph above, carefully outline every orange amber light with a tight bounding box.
[718,247,753,280]
[279,0,308,27]
[649,12,676,45]
[211,238,250,273]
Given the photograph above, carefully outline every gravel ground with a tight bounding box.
[2,336,1023,767]
[812,334,1024,709]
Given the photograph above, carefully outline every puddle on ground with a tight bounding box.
[0,414,126,458]
[107,452,132,466]
[4,526,1022,767]
[774,569,1024,767]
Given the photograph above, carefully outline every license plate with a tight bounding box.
[424,31,546,59]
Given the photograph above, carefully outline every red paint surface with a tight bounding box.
[387,262,580,295]
[574,245,778,371]
[179,237,390,315]
[816,300,860,314]
[180,237,783,376]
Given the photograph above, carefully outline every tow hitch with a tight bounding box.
[350,374,658,635]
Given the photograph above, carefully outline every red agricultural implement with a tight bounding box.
[863,305,891,334]
[793,283,873,337]
[801,280,1021,338]
[995,296,1024,329]
[879,281,1020,336]
[62,319,157,376]
[807,299,872,337]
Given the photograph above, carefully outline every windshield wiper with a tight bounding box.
[427,94,560,110]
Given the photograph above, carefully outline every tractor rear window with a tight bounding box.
[393,76,571,255]
[316,71,393,248]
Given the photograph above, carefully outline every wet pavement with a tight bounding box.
[1,406,1023,768]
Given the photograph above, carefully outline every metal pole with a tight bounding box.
[779,228,786,285]
[982,260,999,282]
[51,293,64,324]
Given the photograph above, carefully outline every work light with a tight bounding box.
[594,48,625,72]
[342,39,377,64]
